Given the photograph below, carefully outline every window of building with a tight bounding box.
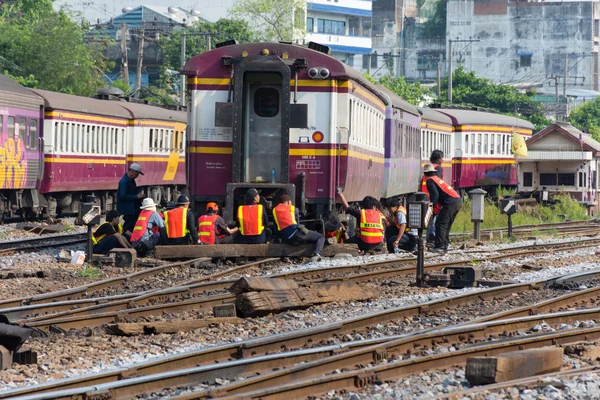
[558,173,575,186]
[520,55,532,68]
[7,116,15,138]
[362,54,369,69]
[371,51,378,68]
[317,19,345,35]
[595,19,600,37]
[347,54,354,67]
[254,88,279,118]
[523,172,532,187]
[307,17,314,32]
[540,173,557,186]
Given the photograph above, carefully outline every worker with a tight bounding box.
[273,194,325,262]
[117,163,145,234]
[422,150,444,245]
[92,210,133,254]
[198,202,238,244]
[324,216,349,244]
[384,198,417,253]
[234,188,272,244]
[423,163,462,254]
[159,201,178,219]
[163,195,198,245]
[337,188,385,254]
[129,197,165,257]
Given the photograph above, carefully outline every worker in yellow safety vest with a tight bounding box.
[92,210,133,254]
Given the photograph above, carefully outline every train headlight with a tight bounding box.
[319,68,330,79]
[308,68,319,79]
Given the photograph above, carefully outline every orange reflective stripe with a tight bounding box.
[238,204,264,236]
[359,209,384,244]
[273,204,296,231]
[429,176,460,199]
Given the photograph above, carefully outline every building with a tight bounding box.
[305,0,372,67]
[446,0,600,99]
[94,6,205,87]
[517,123,600,212]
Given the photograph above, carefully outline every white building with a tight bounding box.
[304,0,372,67]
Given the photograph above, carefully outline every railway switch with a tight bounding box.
[78,197,101,263]
[108,248,137,268]
[500,198,517,238]
[408,192,432,287]
[424,266,484,289]
[470,189,487,241]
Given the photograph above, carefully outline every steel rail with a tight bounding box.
[6,270,600,399]
[0,232,88,255]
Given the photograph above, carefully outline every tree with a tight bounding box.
[0,0,111,96]
[229,0,306,42]
[364,73,431,106]
[569,97,600,141]
[440,67,551,132]
[421,0,447,38]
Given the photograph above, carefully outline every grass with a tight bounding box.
[496,185,517,198]
[451,193,590,233]
[76,265,103,278]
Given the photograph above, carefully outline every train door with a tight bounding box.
[244,79,282,182]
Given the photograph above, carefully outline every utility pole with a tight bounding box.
[437,61,441,99]
[180,32,186,107]
[448,39,452,103]
[135,28,144,98]
[563,54,569,106]
[120,23,129,86]
[448,38,480,104]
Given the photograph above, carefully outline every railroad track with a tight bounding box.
[0,232,88,255]
[5,236,600,331]
[5,269,600,399]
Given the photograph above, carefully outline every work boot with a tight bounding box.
[428,247,446,254]
[308,253,322,263]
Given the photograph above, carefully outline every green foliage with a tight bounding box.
[76,265,103,278]
[421,0,446,38]
[0,0,111,96]
[229,0,306,41]
[2,70,38,88]
[363,73,431,106]
[451,195,589,233]
[495,185,516,198]
[110,79,132,95]
[569,97,600,142]
[440,67,551,132]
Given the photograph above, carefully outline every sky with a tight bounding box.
[54,0,231,23]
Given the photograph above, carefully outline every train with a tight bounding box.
[182,41,535,221]
[0,75,187,220]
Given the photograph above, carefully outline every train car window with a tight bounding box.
[53,122,59,151]
[85,125,90,153]
[149,129,154,152]
[7,116,15,138]
[483,134,488,154]
[254,88,279,118]
[471,133,475,154]
[0,116,3,135]
[61,122,66,152]
[74,124,80,153]
[92,126,97,153]
[19,117,27,147]
[477,134,482,155]
[29,119,37,150]
[497,135,501,154]
[490,134,495,155]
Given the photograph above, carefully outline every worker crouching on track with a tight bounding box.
[337,188,385,254]
[234,188,272,244]
[423,164,462,254]
[384,198,417,253]
[273,194,326,262]
[164,195,198,245]
[92,210,133,254]
[198,202,238,244]
[130,198,166,257]
[324,216,349,244]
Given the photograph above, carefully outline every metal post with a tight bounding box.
[135,28,144,97]
[474,221,480,241]
[416,229,425,286]
[507,214,513,238]
[206,35,211,51]
[437,61,441,99]
[563,53,569,108]
[87,224,93,263]
[448,39,453,103]
[180,32,186,107]
[120,23,129,86]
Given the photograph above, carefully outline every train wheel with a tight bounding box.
[150,187,162,205]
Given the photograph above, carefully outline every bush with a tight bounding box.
[496,185,516,198]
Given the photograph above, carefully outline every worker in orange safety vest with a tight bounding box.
[421,150,445,245]
[164,195,198,245]
[197,202,238,244]
[234,188,272,244]
[130,198,165,257]
[337,188,385,254]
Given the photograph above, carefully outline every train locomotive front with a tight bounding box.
[184,42,388,221]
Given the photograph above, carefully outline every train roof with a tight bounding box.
[118,102,187,123]
[417,107,453,126]
[0,75,44,110]
[31,89,131,119]
[431,108,535,130]
[183,41,387,104]
[376,85,419,116]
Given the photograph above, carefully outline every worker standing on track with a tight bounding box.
[163,195,198,245]
[130,198,165,257]
[337,188,385,254]
[422,150,444,245]
[423,164,462,254]
[92,210,133,254]
[198,202,238,244]
[234,188,272,244]
[117,163,145,234]
[384,198,418,253]
[273,194,326,262]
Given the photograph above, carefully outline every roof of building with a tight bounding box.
[527,122,600,154]
[95,5,205,33]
